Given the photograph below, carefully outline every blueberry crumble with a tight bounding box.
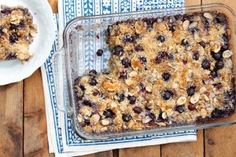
[74,12,235,133]
[0,6,37,61]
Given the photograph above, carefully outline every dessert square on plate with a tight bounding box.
[0,6,37,61]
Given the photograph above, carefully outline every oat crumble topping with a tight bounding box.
[74,12,235,133]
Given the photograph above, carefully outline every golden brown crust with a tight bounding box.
[75,12,235,133]
[0,6,37,61]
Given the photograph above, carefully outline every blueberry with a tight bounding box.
[220,44,229,52]
[112,45,124,56]
[215,60,224,70]
[157,35,165,42]
[162,89,174,100]
[89,69,97,76]
[123,34,135,43]
[183,60,188,65]
[162,72,171,81]
[118,93,125,102]
[84,119,90,126]
[158,111,167,122]
[181,39,189,48]
[169,25,176,32]
[166,16,176,23]
[145,105,152,111]
[79,85,86,91]
[121,58,131,68]
[96,49,103,56]
[133,106,143,114]
[92,90,100,96]
[89,78,97,86]
[1,8,12,15]
[187,86,196,96]
[119,71,128,79]
[134,45,144,52]
[155,54,163,64]
[189,27,200,34]
[202,59,211,69]
[222,33,229,44]
[224,90,235,101]
[122,114,132,122]
[127,95,136,104]
[5,52,17,60]
[148,112,156,121]
[9,33,19,44]
[155,51,168,64]
[0,26,4,36]
[139,56,147,64]
[199,41,206,48]
[139,83,146,92]
[168,53,174,60]
[143,18,155,29]
[103,109,115,118]
[201,16,209,30]
[174,14,183,21]
[183,14,194,23]
[213,83,222,90]
[210,70,218,78]
[188,103,196,111]
[82,100,92,106]
[18,21,25,28]
[211,52,222,61]
[9,24,18,30]
[192,51,200,60]
[211,108,225,118]
[196,116,206,123]
[175,105,185,113]
[9,22,24,30]
[214,13,227,25]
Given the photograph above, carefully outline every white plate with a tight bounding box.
[0,0,56,85]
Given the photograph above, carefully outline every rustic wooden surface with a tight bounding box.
[0,0,236,157]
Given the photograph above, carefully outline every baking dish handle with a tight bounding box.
[52,47,73,116]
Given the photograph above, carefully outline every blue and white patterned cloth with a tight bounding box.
[41,0,196,156]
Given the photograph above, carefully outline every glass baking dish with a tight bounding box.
[57,3,236,140]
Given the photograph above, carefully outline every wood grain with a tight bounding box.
[81,151,113,157]
[48,0,58,13]
[185,0,202,6]
[23,70,50,157]
[205,125,236,157]
[21,1,57,157]
[161,0,203,156]
[162,131,204,157]
[202,0,236,157]
[0,82,23,157]
[119,145,160,157]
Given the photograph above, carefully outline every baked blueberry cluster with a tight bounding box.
[0,6,37,61]
[74,12,235,133]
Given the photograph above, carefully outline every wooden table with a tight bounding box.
[1,0,236,156]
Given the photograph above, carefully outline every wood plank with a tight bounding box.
[202,0,236,11]
[202,0,236,157]
[118,1,202,157]
[162,131,204,157]
[23,70,50,157]
[81,151,113,157]
[22,1,57,157]
[119,145,161,157]
[161,0,204,157]
[205,125,236,157]
[48,0,58,13]
[185,0,202,6]
[0,82,23,157]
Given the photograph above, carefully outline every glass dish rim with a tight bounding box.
[61,2,236,140]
